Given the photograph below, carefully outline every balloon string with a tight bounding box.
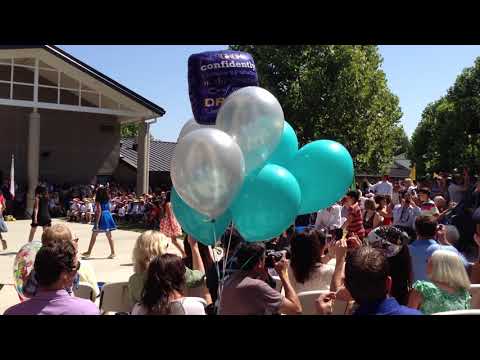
[220,223,233,303]
[211,223,221,314]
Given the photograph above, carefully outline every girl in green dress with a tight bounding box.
[408,249,471,314]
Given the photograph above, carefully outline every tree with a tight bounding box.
[229,45,403,174]
[410,57,480,177]
[120,123,139,138]
[392,125,410,156]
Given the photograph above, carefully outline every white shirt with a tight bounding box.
[315,204,343,230]
[288,263,335,293]
[118,207,126,217]
[80,205,87,213]
[131,297,206,315]
[86,203,94,213]
[372,181,393,197]
[392,204,421,229]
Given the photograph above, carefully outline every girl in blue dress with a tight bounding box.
[82,187,116,259]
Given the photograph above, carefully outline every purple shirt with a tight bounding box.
[4,289,100,315]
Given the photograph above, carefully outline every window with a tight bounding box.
[13,66,34,84]
[0,64,11,82]
[39,68,58,86]
[14,58,35,67]
[13,84,34,101]
[60,72,79,89]
[60,89,79,106]
[81,91,100,107]
[38,86,58,103]
[0,82,10,99]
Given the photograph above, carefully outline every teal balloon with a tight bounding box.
[171,188,231,246]
[267,121,298,167]
[288,140,354,214]
[231,164,301,242]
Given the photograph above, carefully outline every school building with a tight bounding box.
[0,45,165,214]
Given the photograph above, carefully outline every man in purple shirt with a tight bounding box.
[4,239,99,315]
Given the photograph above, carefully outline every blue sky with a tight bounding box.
[59,45,480,141]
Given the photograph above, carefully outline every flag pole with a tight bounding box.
[10,154,15,200]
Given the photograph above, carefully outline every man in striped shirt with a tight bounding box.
[343,190,366,239]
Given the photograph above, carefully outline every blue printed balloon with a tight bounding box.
[288,140,354,214]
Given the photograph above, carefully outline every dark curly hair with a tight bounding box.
[140,254,186,315]
[34,239,77,287]
[290,230,326,284]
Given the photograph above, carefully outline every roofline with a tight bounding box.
[121,137,177,145]
[0,45,166,117]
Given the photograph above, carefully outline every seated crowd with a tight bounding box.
[3,172,480,316]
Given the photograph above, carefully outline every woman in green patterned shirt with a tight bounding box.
[408,249,471,314]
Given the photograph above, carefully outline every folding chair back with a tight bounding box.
[74,282,96,302]
[298,290,352,315]
[99,282,132,314]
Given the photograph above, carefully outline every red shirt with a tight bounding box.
[347,203,365,238]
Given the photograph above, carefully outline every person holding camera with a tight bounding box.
[409,216,469,282]
[392,190,421,237]
[219,242,302,315]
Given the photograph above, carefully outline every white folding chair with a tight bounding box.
[74,282,96,302]
[99,282,133,314]
[470,284,480,309]
[298,290,352,315]
[433,309,480,315]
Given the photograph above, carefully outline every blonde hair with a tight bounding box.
[41,224,73,246]
[429,250,470,291]
[132,230,169,273]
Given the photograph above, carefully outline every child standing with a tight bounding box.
[82,187,116,259]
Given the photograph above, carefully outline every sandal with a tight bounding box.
[81,252,91,259]
[107,254,116,259]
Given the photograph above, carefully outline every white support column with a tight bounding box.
[26,110,40,216]
[136,120,150,195]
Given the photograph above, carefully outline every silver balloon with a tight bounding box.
[178,118,214,140]
[171,128,245,219]
[216,86,285,173]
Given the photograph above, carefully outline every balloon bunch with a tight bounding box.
[171,51,354,246]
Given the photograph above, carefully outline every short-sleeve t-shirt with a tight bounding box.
[219,272,283,315]
[413,280,471,315]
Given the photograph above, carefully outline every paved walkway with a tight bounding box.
[0,219,183,314]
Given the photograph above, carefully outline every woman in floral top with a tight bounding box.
[408,249,471,314]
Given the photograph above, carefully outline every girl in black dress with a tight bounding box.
[28,185,52,242]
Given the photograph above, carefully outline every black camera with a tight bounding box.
[265,249,290,268]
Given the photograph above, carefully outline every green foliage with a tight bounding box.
[230,45,404,174]
[410,58,480,177]
[120,123,139,138]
